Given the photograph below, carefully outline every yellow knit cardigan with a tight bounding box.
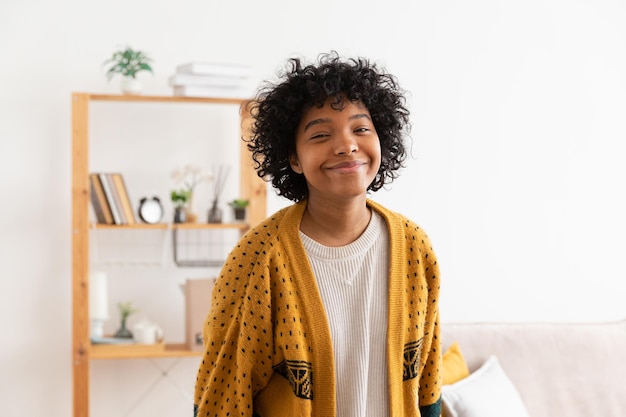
[194,199,442,417]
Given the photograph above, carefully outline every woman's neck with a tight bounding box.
[299,196,372,247]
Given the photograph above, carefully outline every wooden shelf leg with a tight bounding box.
[72,93,91,417]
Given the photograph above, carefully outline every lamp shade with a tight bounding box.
[89,271,109,320]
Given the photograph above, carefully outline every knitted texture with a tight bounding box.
[301,211,389,417]
[194,199,442,417]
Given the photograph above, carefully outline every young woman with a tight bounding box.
[194,52,442,417]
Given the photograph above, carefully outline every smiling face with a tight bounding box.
[289,98,381,203]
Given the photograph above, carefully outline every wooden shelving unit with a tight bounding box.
[71,93,266,417]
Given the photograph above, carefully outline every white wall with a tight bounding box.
[2,0,625,416]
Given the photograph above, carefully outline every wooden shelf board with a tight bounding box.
[173,222,249,230]
[90,342,202,359]
[93,222,248,230]
[78,93,250,105]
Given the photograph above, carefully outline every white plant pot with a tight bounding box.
[121,78,142,95]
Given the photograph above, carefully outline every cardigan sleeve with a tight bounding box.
[417,234,442,415]
[193,241,274,417]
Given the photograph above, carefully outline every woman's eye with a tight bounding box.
[311,133,328,139]
[355,127,370,133]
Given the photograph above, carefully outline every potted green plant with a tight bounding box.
[103,46,153,95]
[170,189,191,223]
[114,301,139,338]
[228,198,249,222]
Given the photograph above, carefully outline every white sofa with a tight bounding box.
[441,320,626,417]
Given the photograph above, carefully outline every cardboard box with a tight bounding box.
[184,278,216,351]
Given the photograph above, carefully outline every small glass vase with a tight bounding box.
[114,318,133,338]
[185,208,198,223]
[207,200,222,223]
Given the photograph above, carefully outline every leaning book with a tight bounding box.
[111,173,136,225]
[89,173,114,224]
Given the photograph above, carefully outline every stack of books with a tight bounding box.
[170,62,254,99]
[89,172,136,225]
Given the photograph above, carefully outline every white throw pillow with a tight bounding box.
[442,355,530,417]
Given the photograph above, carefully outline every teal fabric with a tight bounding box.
[420,397,442,417]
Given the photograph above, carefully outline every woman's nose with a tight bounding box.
[335,132,358,155]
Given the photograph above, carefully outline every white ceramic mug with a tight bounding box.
[132,320,164,345]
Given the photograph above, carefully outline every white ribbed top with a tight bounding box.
[300,211,389,417]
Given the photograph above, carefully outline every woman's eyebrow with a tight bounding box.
[303,118,331,132]
[303,113,371,132]
[350,113,372,122]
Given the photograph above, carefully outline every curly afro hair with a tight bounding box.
[246,52,410,202]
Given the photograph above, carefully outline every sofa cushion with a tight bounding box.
[441,320,626,417]
[442,355,530,417]
[442,341,470,385]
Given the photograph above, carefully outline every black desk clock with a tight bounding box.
[137,196,164,224]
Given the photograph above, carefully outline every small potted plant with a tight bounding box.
[170,189,191,223]
[103,46,153,95]
[228,198,249,222]
[114,301,139,338]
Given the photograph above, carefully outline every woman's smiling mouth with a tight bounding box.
[328,160,367,173]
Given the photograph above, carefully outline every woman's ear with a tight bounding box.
[289,154,303,174]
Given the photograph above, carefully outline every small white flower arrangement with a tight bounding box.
[170,165,212,210]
